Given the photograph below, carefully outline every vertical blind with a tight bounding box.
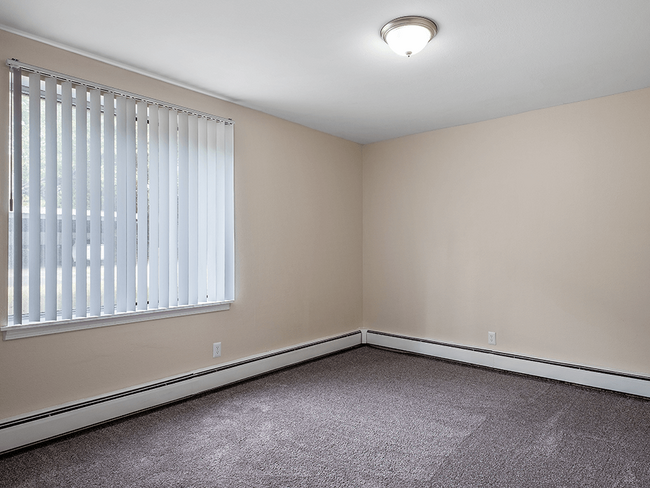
[8,61,235,326]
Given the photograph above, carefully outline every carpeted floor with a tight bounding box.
[1,346,649,487]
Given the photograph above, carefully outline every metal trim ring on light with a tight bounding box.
[380,16,438,57]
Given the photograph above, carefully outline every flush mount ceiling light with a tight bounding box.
[381,16,438,57]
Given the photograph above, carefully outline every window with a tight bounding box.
[4,60,235,339]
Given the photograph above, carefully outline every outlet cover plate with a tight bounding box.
[212,342,221,358]
[488,332,496,345]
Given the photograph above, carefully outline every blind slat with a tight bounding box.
[89,89,102,317]
[215,122,226,302]
[188,114,199,305]
[61,81,73,320]
[12,68,23,324]
[104,93,115,315]
[158,107,170,309]
[45,77,58,321]
[75,85,88,318]
[126,98,137,311]
[149,106,159,310]
[206,119,217,301]
[197,117,208,303]
[224,124,235,300]
[137,101,148,311]
[168,110,178,307]
[28,72,41,322]
[178,112,189,306]
[116,96,128,313]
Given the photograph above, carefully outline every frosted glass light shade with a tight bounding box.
[385,25,431,57]
[381,16,438,57]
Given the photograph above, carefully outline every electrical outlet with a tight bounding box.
[212,342,221,358]
[488,331,496,345]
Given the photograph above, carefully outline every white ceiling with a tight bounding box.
[1,1,650,144]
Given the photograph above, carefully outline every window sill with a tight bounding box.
[1,302,232,340]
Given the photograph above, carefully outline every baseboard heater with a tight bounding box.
[0,331,362,455]
[365,330,650,399]
[3,328,649,455]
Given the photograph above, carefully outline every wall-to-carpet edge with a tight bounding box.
[365,330,650,398]
[0,331,361,454]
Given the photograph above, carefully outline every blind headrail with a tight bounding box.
[6,58,234,125]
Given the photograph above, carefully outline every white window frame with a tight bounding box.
[3,60,235,340]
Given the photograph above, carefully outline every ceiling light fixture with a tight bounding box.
[381,16,438,57]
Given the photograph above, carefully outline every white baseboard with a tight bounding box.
[366,330,650,399]
[0,330,361,454]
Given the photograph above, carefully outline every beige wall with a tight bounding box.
[0,30,363,420]
[363,87,650,376]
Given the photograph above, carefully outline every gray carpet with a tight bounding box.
[1,346,649,487]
